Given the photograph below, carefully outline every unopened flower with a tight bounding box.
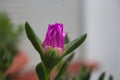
[43,23,66,55]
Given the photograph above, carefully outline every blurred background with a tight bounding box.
[0,0,120,80]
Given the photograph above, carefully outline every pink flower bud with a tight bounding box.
[43,23,66,52]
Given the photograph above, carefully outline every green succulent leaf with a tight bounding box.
[63,34,87,57]
[72,77,77,80]
[109,75,113,80]
[98,72,106,80]
[54,53,74,80]
[78,65,92,80]
[25,22,43,56]
[3,74,11,80]
[36,63,45,80]
[65,33,70,44]
[42,49,60,71]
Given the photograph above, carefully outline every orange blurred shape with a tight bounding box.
[5,52,99,80]
[11,71,38,80]
[68,60,99,74]
[5,51,28,75]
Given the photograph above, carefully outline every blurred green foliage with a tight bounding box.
[61,34,114,80]
[0,12,23,79]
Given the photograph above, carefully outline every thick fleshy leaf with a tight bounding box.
[98,72,106,80]
[3,74,11,80]
[62,34,87,57]
[25,22,43,56]
[36,63,45,80]
[78,65,92,80]
[42,49,60,71]
[109,75,113,80]
[72,77,77,80]
[65,33,70,44]
[54,53,74,80]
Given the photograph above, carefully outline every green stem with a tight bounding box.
[45,69,51,80]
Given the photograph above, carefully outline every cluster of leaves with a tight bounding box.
[25,22,114,80]
[63,65,114,80]
[58,35,114,80]
[25,22,86,80]
[0,12,23,80]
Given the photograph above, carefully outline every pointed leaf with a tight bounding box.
[65,33,70,44]
[54,53,74,80]
[25,22,43,56]
[78,65,92,80]
[85,71,92,80]
[109,75,113,80]
[42,50,60,71]
[98,72,106,80]
[72,77,77,80]
[36,63,45,80]
[3,74,11,80]
[63,34,87,57]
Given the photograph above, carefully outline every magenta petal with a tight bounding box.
[43,23,66,51]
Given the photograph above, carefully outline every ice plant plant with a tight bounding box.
[25,22,87,80]
[41,23,66,76]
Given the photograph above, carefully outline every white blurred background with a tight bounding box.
[0,0,120,80]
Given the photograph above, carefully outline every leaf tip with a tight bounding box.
[84,33,87,38]
[25,21,29,28]
[82,33,87,42]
